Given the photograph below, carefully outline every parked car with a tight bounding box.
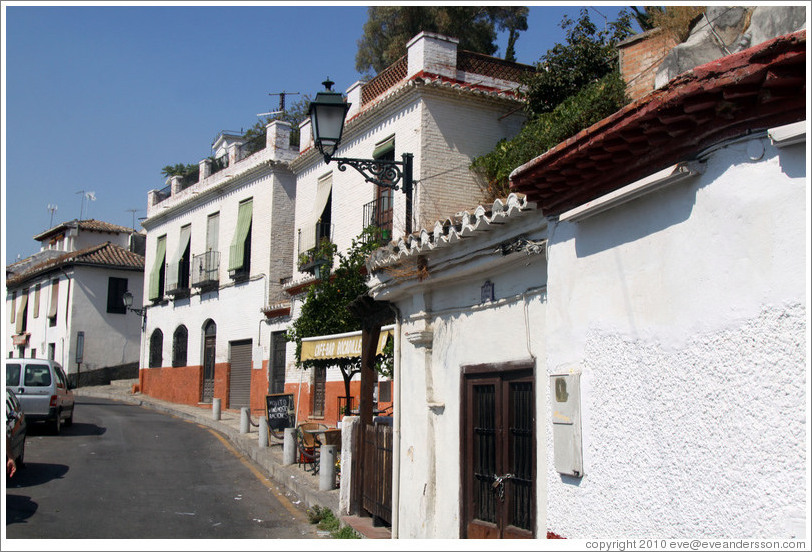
[6,359,75,434]
[6,388,27,469]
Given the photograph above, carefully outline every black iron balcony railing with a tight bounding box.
[297,221,333,273]
[210,155,229,176]
[363,197,394,243]
[238,133,266,159]
[191,251,220,288]
[154,184,172,204]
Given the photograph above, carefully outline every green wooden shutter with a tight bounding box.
[148,235,167,301]
[373,135,395,159]
[229,199,253,272]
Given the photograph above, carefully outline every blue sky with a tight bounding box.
[3,2,636,265]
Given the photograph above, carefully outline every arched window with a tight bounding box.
[149,329,163,368]
[172,325,188,367]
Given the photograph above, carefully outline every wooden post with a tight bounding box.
[347,295,393,516]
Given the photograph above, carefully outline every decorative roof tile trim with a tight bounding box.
[367,193,537,271]
[509,30,806,216]
[7,242,145,287]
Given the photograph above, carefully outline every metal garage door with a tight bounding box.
[229,340,252,409]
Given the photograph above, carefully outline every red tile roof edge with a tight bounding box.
[509,30,806,216]
[7,242,145,287]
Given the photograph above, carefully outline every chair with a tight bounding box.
[296,422,327,473]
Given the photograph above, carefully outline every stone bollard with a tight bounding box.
[212,398,221,421]
[319,444,337,491]
[240,407,250,434]
[258,416,268,448]
[283,428,296,465]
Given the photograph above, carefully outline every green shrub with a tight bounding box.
[471,71,628,200]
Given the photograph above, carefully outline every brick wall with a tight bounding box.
[618,30,679,102]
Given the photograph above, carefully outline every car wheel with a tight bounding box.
[65,407,74,426]
[53,410,62,435]
[17,441,25,469]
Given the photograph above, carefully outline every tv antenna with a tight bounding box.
[126,208,140,229]
[257,91,299,118]
[47,204,58,227]
[76,190,96,219]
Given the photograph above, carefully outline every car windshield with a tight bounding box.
[6,363,21,386]
[24,365,52,387]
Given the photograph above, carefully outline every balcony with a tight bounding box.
[363,197,394,243]
[165,260,191,297]
[297,221,334,276]
[191,251,220,289]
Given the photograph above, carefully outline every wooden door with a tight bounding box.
[201,321,216,403]
[462,363,535,539]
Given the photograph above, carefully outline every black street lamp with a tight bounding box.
[309,78,414,234]
[122,290,147,330]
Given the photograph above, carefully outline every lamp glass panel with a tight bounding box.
[313,103,346,143]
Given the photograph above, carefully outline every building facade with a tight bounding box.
[281,31,532,427]
[5,219,145,386]
[366,29,807,539]
[138,121,297,413]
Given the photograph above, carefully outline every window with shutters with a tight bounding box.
[149,329,163,368]
[107,277,128,314]
[16,289,29,334]
[229,199,253,278]
[172,325,188,367]
[148,235,167,302]
[33,284,41,318]
[48,279,59,327]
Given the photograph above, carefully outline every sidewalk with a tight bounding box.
[74,380,340,521]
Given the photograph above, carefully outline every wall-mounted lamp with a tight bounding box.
[122,290,147,330]
[309,78,414,234]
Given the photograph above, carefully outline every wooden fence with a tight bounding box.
[362,423,393,525]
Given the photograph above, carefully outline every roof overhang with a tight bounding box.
[510,30,806,217]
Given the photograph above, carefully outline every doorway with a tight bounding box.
[461,361,535,538]
[201,320,216,403]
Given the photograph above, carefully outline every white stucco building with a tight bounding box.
[5,219,145,386]
[283,31,533,427]
[366,30,807,539]
[138,120,297,411]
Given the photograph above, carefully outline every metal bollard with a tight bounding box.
[319,444,337,491]
[283,428,296,465]
[258,416,268,448]
[212,398,221,421]
[240,407,250,434]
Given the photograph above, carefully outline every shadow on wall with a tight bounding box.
[71,362,138,388]
[573,177,699,259]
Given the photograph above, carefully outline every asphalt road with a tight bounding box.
[5,397,321,540]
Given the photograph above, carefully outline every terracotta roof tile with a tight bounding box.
[33,219,135,241]
[510,30,806,216]
[6,242,144,287]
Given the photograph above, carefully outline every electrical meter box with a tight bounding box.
[550,373,583,477]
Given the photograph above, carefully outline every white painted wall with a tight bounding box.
[5,265,144,378]
[68,266,144,375]
[143,165,294,371]
[369,211,549,538]
[544,136,807,538]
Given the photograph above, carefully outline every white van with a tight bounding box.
[5,359,75,434]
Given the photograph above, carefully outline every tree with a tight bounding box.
[286,228,390,414]
[355,6,529,75]
[160,163,198,179]
[472,9,635,199]
[523,8,634,115]
[244,94,313,148]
